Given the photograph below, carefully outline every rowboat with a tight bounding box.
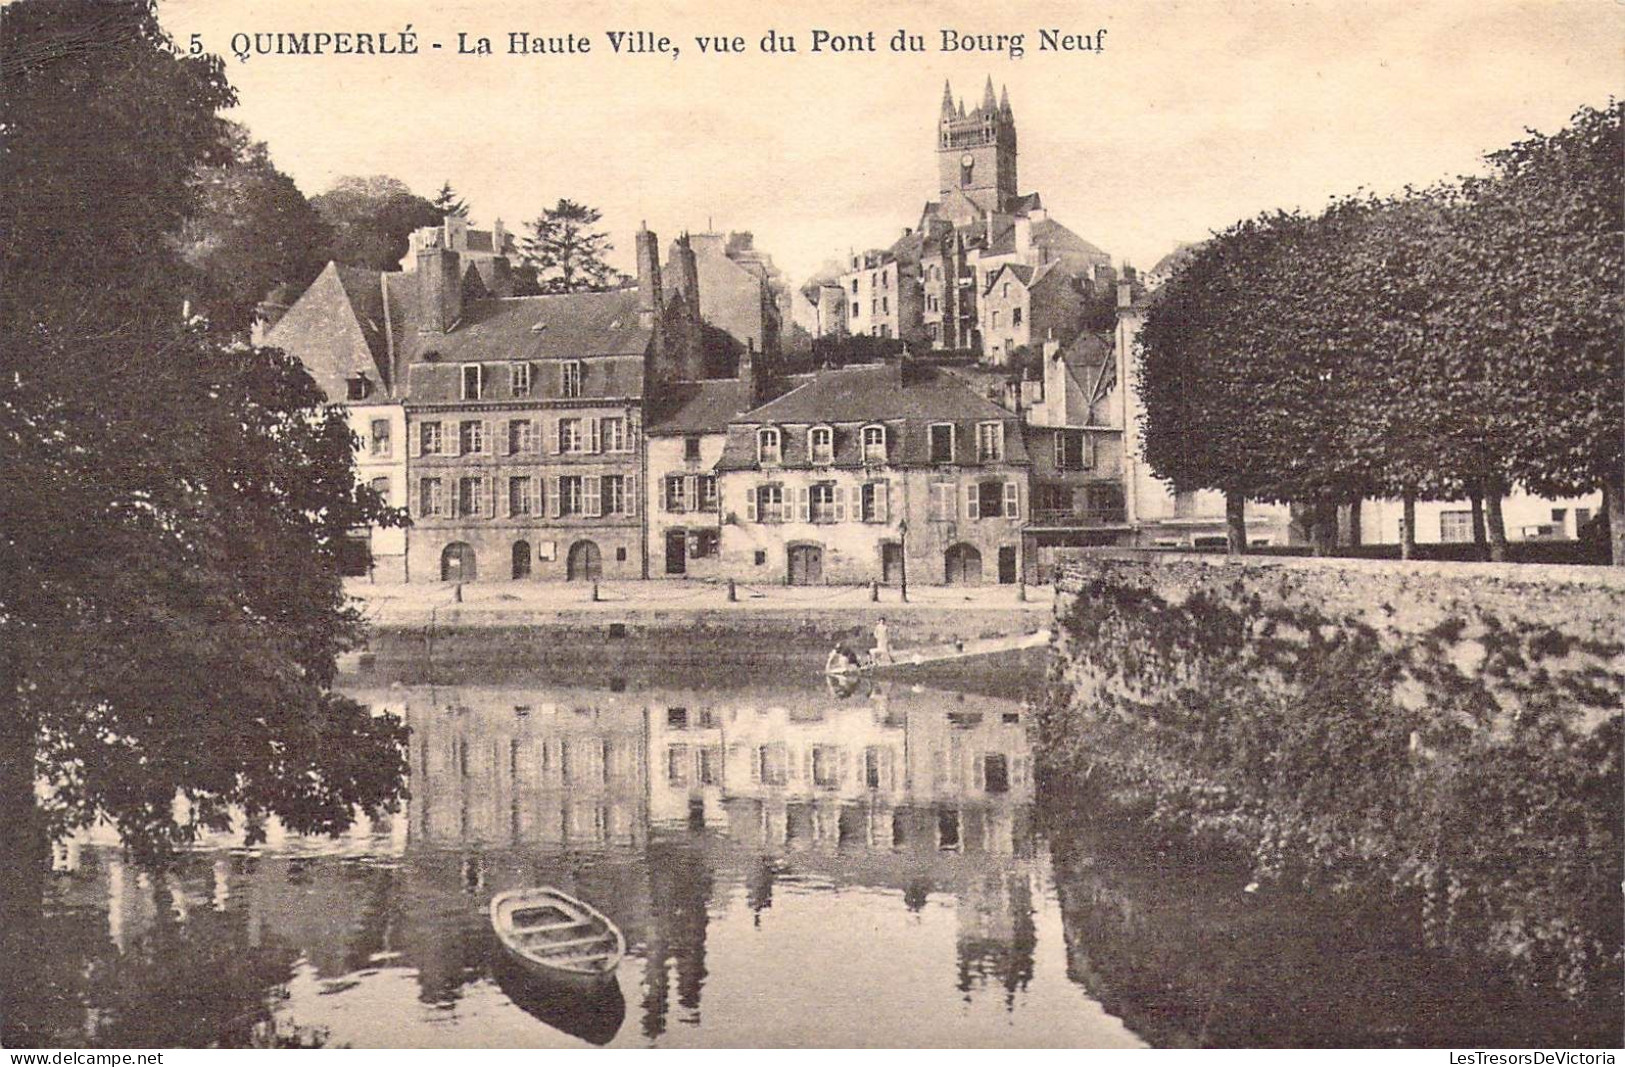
[825,629,1052,675]
[489,887,625,987]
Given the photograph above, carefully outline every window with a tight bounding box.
[811,745,839,788]
[346,375,370,401]
[664,475,687,512]
[1439,509,1473,543]
[459,476,485,516]
[881,296,889,314]
[602,417,628,453]
[369,476,390,503]
[850,278,858,294]
[755,484,785,523]
[697,474,718,512]
[991,310,1001,328]
[1055,429,1090,470]
[419,478,443,517]
[1551,508,1567,523]
[510,362,531,397]
[1004,481,1019,518]
[460,364,483,400]
[810,482,838,523]
[559,475,585,516]
[561,361,583,399]
[978,480,1005,519]
[757,428,781,465]
[698,747,719,785]
[851,301,859,317]
[862,425,887,464]
[1002,282,1010,298]
[684,435,702,461]
[420,421,443,455]
[929,423,955,463]
[666,744,689,786]
[861,481,888,523]
[459,420,484,455]
[1576,507,1592,529]
[370,418,391,457]
[557,418,583,454]
[508,419,535,455]
[810,426,833,464]
[602,475,628,516]
[930,482,956,521]
[757,743,788,786]
[583,475,601,517]
[509,476,534,516]
[693,529,720,558]
[1012,307,1023,327]
[976,422,1005,462]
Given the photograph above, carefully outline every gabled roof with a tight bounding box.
[984,216,1110,260]
[264,261,395,402]
[648,378,754,435]
[401,288,651,364]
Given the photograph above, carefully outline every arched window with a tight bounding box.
[862,424,887,465]
[810,426,833,464]
[757,427,781,465]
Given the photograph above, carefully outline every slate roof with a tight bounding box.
[715,362,1029,472]
[984,217,1110,260]
[647,378,754,435]
[402,288,652,364]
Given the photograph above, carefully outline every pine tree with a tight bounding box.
[431,180,469,218]
[521,199,617,292]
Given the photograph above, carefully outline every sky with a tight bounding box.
[156,0,1622,285]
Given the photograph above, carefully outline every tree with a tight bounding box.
[1463,103,1624,564]
[310,175,440,271]
[431,180,470,218]
[521,199,617,292]
[173,121,333,334]
[0,1,407,1043]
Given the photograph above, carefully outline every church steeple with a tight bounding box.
[1000,84,1012,117]
[941,79,955,118]
[981,76,997,111]
[935,73,1019,218]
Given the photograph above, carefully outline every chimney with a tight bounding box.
[492,218,508,256]
[636,225,662,329]
[1015,215,1032,261]
[740,336,761,406]
[676,234,703,380]
[418,237,462,334]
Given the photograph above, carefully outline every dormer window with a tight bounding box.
[460,364,483,401]
[810,426,833,464]
[511,362,531,398]
[976,421,1005,462]
[862,425,887,465]
[560,361,583,399]
[929,423,955,463]
[346,374,372,401]
[757,427,781,465]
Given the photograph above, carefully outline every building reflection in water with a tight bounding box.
[49,678,1043,1046]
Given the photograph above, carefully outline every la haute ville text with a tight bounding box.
[218,26,1104,63]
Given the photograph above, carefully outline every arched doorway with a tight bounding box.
[787,543,823,585]
[441,542,477,582]
[512,540,532,580]
[944,543,982,585]
[566,540,602,581]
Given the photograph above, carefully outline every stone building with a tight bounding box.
[664,231,785,358]
[979,261,1090,365]
[402,214,519,293]
[712,361,1030,586]
[838,248,920,341]
[645,375,759,579]
[260,261,410,580]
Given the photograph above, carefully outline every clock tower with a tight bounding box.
[937,77,1017,217]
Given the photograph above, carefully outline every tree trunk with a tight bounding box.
[1346,498,1363,548]
[1606,473,1625,567]
[1470,491,1488,560]
[1224,491,1248,557]
[1484,480,1509,563]
[1311,498,1339,557]
[1401,491,1418,561]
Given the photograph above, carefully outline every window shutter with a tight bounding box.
[797,486,810,523]
[409,481,421,519]
[446,424,461,458]
[448,480,460,518]
[833,486,845,522]
[1083,433,1096,468]
[1005,481,1019,518]
[482,420,494,456]
[880,481,890,523]
[1053,431,1064,468]
[497,420,510,457]
[532,478,544,517]
[965,482,979,520]
[625,474,636,517]
[408,424,422,459]
[588,418,602,454]
[585,475,602,518]
[746,485,758,523]
[554,420,565,455]
[550,477,562,518]
[685,475,698,512]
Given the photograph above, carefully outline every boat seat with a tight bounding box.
[530,933,612,955]
[513,919,588,936]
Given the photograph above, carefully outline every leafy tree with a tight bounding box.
[0,1,407,1042]
[431,180,470,218]
[173,121,333,334]
[310,175,440,271]
[1462,102,1623,564]
[521,199,617,292]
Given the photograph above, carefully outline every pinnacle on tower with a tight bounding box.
[982,76,997,111]
[958,98,966,118]
[1000,84,1012,116]
[941,79,955,118]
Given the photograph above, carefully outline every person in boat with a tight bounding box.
[825,642,860,674]
[871,616,893,665]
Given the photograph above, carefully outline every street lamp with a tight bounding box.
[898,518,909,603]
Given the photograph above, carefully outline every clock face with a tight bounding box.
[961,153,974,166]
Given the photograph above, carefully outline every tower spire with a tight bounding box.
[982,76,997,111]
[1000,84,1012,116]
[940,79,955,118]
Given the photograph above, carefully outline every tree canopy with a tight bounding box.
[311,174,441,271]
[521,199,619,292]
[432,180,470,218]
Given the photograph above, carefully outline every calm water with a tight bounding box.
[23,662,1613,1048]
[31,672,1142,1048]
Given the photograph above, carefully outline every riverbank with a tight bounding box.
[1038,551,1624,1009]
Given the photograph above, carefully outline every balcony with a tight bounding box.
[1029,507,1128,528]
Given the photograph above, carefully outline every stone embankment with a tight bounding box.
[1039,550,1624,1002]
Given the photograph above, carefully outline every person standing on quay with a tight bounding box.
[873,616,893,665]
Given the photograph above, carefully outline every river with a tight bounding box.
[18,658,1612,1047]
